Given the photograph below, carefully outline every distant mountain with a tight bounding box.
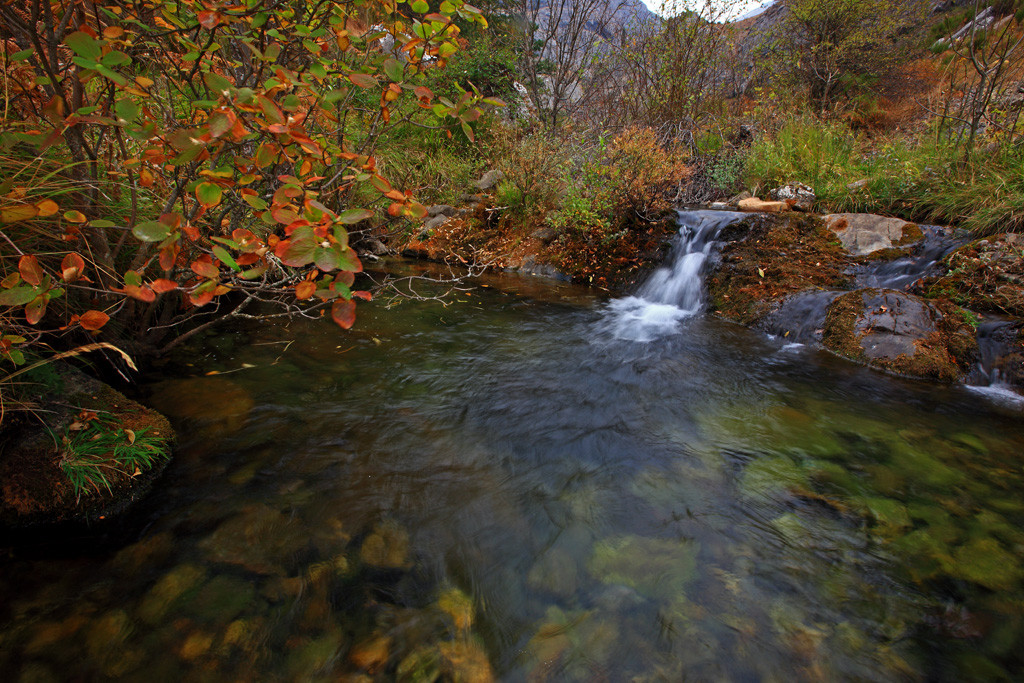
[734,1,774,22]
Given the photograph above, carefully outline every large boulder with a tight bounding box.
[822,288,977,381]
[823,213,923,256]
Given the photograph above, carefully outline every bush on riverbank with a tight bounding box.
[743,117,1024,235]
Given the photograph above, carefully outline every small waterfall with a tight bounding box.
[604,210,744,341]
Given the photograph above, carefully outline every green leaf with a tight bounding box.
[115,99,140,123]
[242,194,268,210]
[411,0,430,12]
[95,64,128,86]
[0,286,38,307]
[461,120,474,142]
[89,219,116,228]
[212,245,240,272]
[337,208,374,224]
[203,71,234,95]
[196,182,223,207]
[65,31,101,61]
[123,270,143,287]
[274,226,317,267]
[384,58,404,83]
[132,220,171,242]
[100,50,131,67]
[10,49,34,61]
[309,62,327,80]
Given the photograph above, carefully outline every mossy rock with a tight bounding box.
[822,288,977,382]
[0,367,175,529]
[707,212,852,325]
[918,233,1024,318]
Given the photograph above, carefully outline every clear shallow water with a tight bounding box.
[2,271,1024,681]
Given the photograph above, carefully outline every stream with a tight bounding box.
[2,211,1024,681]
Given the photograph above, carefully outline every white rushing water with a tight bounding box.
[605,210,745,341]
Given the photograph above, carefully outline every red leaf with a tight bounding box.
[61,253,86,282]
[352,290,372,301]
[79,310,109,330]
[331,298,356,329]
[19,255,44,286]
[197,11,220,29]
[295,280,316,300]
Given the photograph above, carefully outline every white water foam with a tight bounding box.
[966,383,1024,408]
[602,210,744,342]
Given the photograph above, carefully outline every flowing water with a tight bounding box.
[3,213,1024,681]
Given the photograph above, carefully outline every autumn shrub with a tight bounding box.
[601,127,690,219]
[0,0,497,382]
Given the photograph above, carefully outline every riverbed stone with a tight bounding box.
[360,520,412,569]
[823,214,922,256]
[147,376,254,433]
[588,535,700,601]
[199,504,307,576]
[822,288,977,381]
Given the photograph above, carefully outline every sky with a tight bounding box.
[640,0,772,20]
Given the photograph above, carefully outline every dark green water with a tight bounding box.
[2,269,1024,681]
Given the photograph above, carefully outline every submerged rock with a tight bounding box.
[822,289,977,381]
[147,376,253,433]
[588,535,700,601]
[360,520,412,569]
[199,504,308,575]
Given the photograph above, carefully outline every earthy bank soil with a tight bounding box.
[0,368,174,528]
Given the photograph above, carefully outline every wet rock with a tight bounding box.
[822,289,978,381]
[199,504,308,576]
[361,238,390,256]
[473,170,504,191]
[428,204,458,218]
[771,182,815,211]
[756,290,842,344]
[511,256,569,281]
[823,214,922,256]
[710,201,731,210]
[360,520,412,569]
[738,197,787,213]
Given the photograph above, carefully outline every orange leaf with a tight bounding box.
[295,280,316,300]
[151,278,178,293]
[61,253,86,282]
[79,310,110,330]
[36,199,59,217]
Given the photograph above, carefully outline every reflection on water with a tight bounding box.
[2,276,1024,681]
